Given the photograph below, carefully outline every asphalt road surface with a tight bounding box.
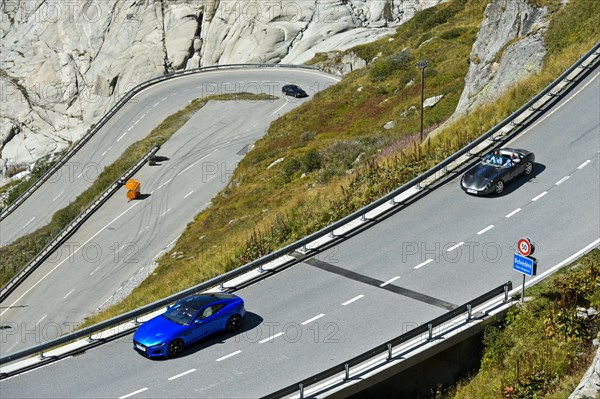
[0,67,338,246]
[0,70,598,398]
[0,69,339,356]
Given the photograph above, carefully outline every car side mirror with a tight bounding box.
[194,319,203,324]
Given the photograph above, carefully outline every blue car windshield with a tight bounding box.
[163,303,198,325]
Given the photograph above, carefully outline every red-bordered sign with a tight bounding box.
[518,238,532,256]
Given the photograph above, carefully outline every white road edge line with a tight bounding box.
[63,289,74,299]
[380,276,400,287]
[446,242,464,252]
[259,332,284,344]
[477,225,494,235]
[168,368,196,381]
[301,314,325,325]
[119,387,148,399]
[578,160,591,169]
[0,202,140,317]
[216,350,242,362]
[555,176,570,185]
[527,239,600,288]
[342,294,364,306]
[531,191,548,202]
[505,208,522,218]
[414,259,433,270]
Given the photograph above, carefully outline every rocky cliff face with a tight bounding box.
[0,0,441,182]
[454,0,548,116]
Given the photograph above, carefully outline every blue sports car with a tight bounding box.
[133,293,245,358]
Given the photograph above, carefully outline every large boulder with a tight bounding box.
[454,0,548,116]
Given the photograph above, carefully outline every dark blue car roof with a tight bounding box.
[176,293,235,311]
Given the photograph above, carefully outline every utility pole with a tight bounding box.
[415,60,429,142]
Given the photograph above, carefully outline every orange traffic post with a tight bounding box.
[125,179,140,201]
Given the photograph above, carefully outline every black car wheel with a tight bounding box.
[495,180,505,195]
[524,161,533,176]
[226,315,242,333]
[167,339,184,357]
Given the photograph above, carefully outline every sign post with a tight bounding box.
[513,237,537,303]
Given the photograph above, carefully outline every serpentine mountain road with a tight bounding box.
[0,70,598,398]
[0,68,339,355]
[0,67,339,246]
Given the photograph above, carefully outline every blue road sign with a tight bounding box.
[513,253,536,276]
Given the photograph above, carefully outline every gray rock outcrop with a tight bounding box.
[569,347,600,399]
[454,0,548,116]
[1,0,442,183]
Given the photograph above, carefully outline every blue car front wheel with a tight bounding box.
[167,339,184,357]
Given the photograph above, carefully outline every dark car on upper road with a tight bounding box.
[461,148,535,195]
[282,84,308,98]
[133,293,245,358]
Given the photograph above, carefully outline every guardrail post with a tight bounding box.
[258,264,264,273]
[87,333,95,343]
[428,323,433,341]
[328,231,336,238]
[389,197,397,205]
[504,284,509,303]
[38,352,45,360]
[360,214,367,222]
[344,363,350,381]
[387,343,393,361]
[466,304,472,322]
[299,383,304,399]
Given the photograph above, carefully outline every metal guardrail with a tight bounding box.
[0,43,598,369]
[262,282,513,399]
[0,145,160,303]
[0,63,319,222]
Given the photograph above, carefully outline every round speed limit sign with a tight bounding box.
[518,238,532,256]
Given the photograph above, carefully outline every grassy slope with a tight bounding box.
[442,249,600,399]
[83,0,487,322]
[83,0,599,326]
[0,93,275,287]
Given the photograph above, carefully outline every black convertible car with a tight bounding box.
[461,148,535,195]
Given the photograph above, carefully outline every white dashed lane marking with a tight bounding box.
[578,160,591,169]
[216,350,241,362]
[380,276,400,287]
[477,225,494,235]
[119,387,148,399]
[259,332,284,344]
[555,176,570,185]
[168,369,196,381]
[531,191,548,202]
[505,208,521,218]
[52,190,64,202]
[184,190,194,198]
[446,242,464,252]
[35,314,47,326]
[22,216,35,229]
[342,295,364,306]
[63,289,74,299]
[414,259,433,270]
[301,314,325,325]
